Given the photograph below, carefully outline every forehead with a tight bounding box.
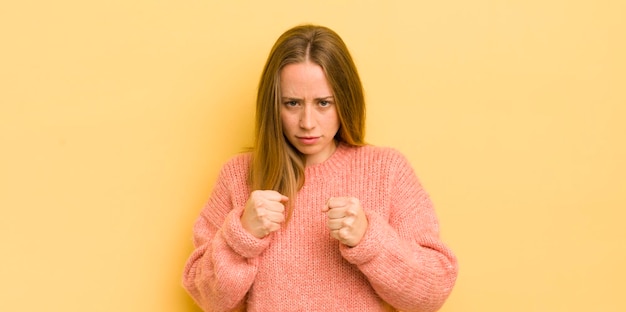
[279,62,333,96]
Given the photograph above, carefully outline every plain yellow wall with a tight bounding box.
[1,1,624,311]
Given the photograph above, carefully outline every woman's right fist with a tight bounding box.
[241,190,289,238]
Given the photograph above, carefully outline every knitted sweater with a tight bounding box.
[183,144,458,312]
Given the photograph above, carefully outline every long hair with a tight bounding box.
[250,25,366,219]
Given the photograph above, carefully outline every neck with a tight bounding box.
[304,140,338,166]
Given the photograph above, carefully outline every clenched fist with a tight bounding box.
[322,197,368,247]
[241,190,289,238]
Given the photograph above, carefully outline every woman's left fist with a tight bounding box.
[322,197,368,247]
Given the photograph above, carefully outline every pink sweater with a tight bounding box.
[183,144,458,312]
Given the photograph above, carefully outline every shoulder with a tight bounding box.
[343,144,424,193]
[350,144,411,166]
[222,152,252,169]
[336,144,416,177]
[217,152,252,182]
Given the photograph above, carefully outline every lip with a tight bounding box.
[296,136,320,145]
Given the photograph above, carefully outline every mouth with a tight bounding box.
[296,136,320,145]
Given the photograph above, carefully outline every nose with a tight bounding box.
[299,105,315,130]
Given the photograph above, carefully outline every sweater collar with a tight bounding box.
[304,142,353,175]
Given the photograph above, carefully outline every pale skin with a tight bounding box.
[241,190,288,238]
[322,196,368,247]
[241,61,368,246]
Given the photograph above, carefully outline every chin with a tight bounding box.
[297,146,319,155]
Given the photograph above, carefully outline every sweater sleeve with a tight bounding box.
[340,151,458,312]
[182,158,270,312]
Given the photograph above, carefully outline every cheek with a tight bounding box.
[280,111,296,132]
[326,111,340,130]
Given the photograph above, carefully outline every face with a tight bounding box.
[280,62,340,166]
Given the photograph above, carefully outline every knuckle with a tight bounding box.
[256,208,267,217]
[338,228,350,240]
[276,203,285,212]
[254,201,263,209]
[261,219,272,228]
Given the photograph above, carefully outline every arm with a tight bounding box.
[182,162,271,312]
[340,153,458,312]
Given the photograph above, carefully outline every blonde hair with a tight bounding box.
[250,25,366,218]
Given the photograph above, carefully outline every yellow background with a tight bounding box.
[1,1,624,311]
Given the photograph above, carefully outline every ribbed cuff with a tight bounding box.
[339,211,388,265]
[221,207,271,259]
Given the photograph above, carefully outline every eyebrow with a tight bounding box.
[280,96,334,101]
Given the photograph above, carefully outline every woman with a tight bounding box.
[183,24,458,312]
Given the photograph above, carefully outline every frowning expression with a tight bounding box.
[280,62,340,166]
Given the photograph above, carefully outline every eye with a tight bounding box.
[284,100,298,107]
[319,100,331,107]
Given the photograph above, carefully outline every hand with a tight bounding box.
[322,197,368,247]
[241,190,289,238]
